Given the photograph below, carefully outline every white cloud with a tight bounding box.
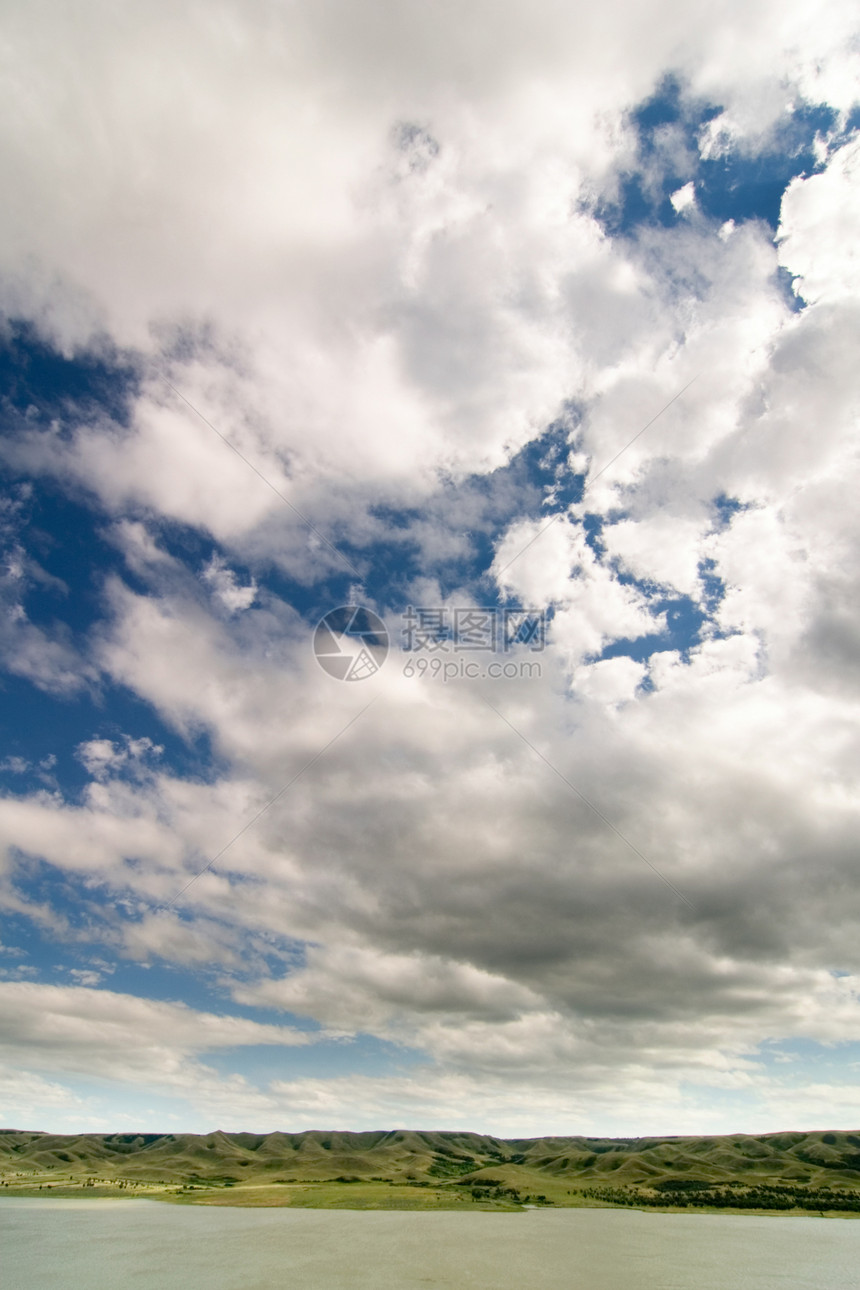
[0,757,30,775]
[0,0,855,555]
[0,981,312,1084]
[572,655,646,705]
[778,134,860,303]
[201,555,258,614]
[670,180,696,213]
[0,982,325,1132]
[603,514,705,596]
[1,0,860,1133]
[75,736,163,781]
[0,1062,89,1124]
[236,944,544,1035]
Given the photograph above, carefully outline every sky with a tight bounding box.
[1,0,860,1138]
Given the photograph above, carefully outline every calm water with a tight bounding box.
[1,1199,858,1289]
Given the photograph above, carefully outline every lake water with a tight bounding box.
[1,1199,858,1289]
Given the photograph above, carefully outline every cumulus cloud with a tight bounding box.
[0,1,854,555]
[75,736,163,781]
[0,981,324,1130]
[670,181,696,213]
[0,757,30,775]
[778,134,860,303]
[201,556,258,615]
[0,0,859,1134]
[0,982,312,1082]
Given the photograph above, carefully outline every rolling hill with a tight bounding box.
[2,1127,860,1211]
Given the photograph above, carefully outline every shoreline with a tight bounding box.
[2,1186,859,1218]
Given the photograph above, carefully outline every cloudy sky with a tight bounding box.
[1,0,859,1137]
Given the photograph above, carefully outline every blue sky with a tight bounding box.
[1,0,860,1136]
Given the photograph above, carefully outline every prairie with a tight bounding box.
[3,1127,860,1214]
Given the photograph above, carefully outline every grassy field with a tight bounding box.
[3,1127,860,1214]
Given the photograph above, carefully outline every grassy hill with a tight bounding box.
[2,1127,860,1213]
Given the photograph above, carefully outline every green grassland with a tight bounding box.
[2,1127,860,1214]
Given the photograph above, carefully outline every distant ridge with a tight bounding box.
[3,1126,860,1189]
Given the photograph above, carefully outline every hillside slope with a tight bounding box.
[3,1127,860,1211]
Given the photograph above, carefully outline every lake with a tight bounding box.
[1,1199,858,1288]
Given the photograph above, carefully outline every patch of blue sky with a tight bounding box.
[757,1036,860,1068]
[698,558,726,617]
[677,1040,860,1122]
[1,891,315,1021]
[8,486,120,640]
[710,493,748,528]
[1,501,134,728]
[579,511,606,562]
[697,100,838,230]
[0,320,139,428]
[674,1081,769,1120]
[205,1033,426,1086]
[1,677,221,805]
[1,323,584,645]
[0,323,330,603]
[596,586,708,666]
[0,885,101,974]
[354,415,585,615]
[0,325,589,664]
[0,339,205,773]
[2,853,129,940]
[582,492,748,669]
[1,317,745,747]
[33,1043,425,1131]
[27,1082,217,1132]
[594,72,846,244]
[151,510,336,626]
[677,1049,860,1130]
[590,548,738,671]
[3,884,422,1078]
